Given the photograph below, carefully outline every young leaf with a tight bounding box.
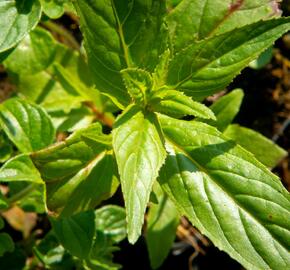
[0,98,55,153]
[4,27,57,75]
[158,115,290,270]
[40,0,66,19]
[167,18,290,100]
[0,0,42,52]
[112,106,166,243]
[121,68,153,105]
[74,0,167,107]
[224,124,287,168]
[51,210,96,259]
[167,0,282,51]
[150,90,216,119]
[200,89,244,131]
[146,184,179,269]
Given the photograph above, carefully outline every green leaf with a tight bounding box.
[158,115,290,270]
[146,184,179,269]
[94,205,127,244]
[51,210,96,259]
[74,0,167,107]
[40,0,66,19]
[224,124,287,168]
[112,106,166,243]
[0,0,42,52]
[121,68,153,105]
[30,123,115,214]
[150,89,216,119]
[152,49,171,88]
[201,89,244,131]
[0,98,55,153]
[0,154,42,184]
[4,27,57,75]
[166,0,282,52]
[167,18,290,100]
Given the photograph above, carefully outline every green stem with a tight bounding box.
[41,20,80,50]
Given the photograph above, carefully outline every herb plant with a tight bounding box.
[0,0,289,269]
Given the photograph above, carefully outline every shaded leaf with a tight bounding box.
[224,124,287,168]
[146,184,179,269]
[51,210,96,259]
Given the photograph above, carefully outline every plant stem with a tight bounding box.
[84,101,115,128]
[41,20,80,50]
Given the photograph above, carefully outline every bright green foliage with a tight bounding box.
[0,0,42,53]
[0,1,289,269]
[40,0,69,18]
[121,68,153,106]
[0,154,43,184]
[224,124,287,168]
[158,115,290,270]
[0,98,55,153]
[4,27,56,75]
[113,105,166,243]
[150,89,216,119]
[146,184,179,269]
